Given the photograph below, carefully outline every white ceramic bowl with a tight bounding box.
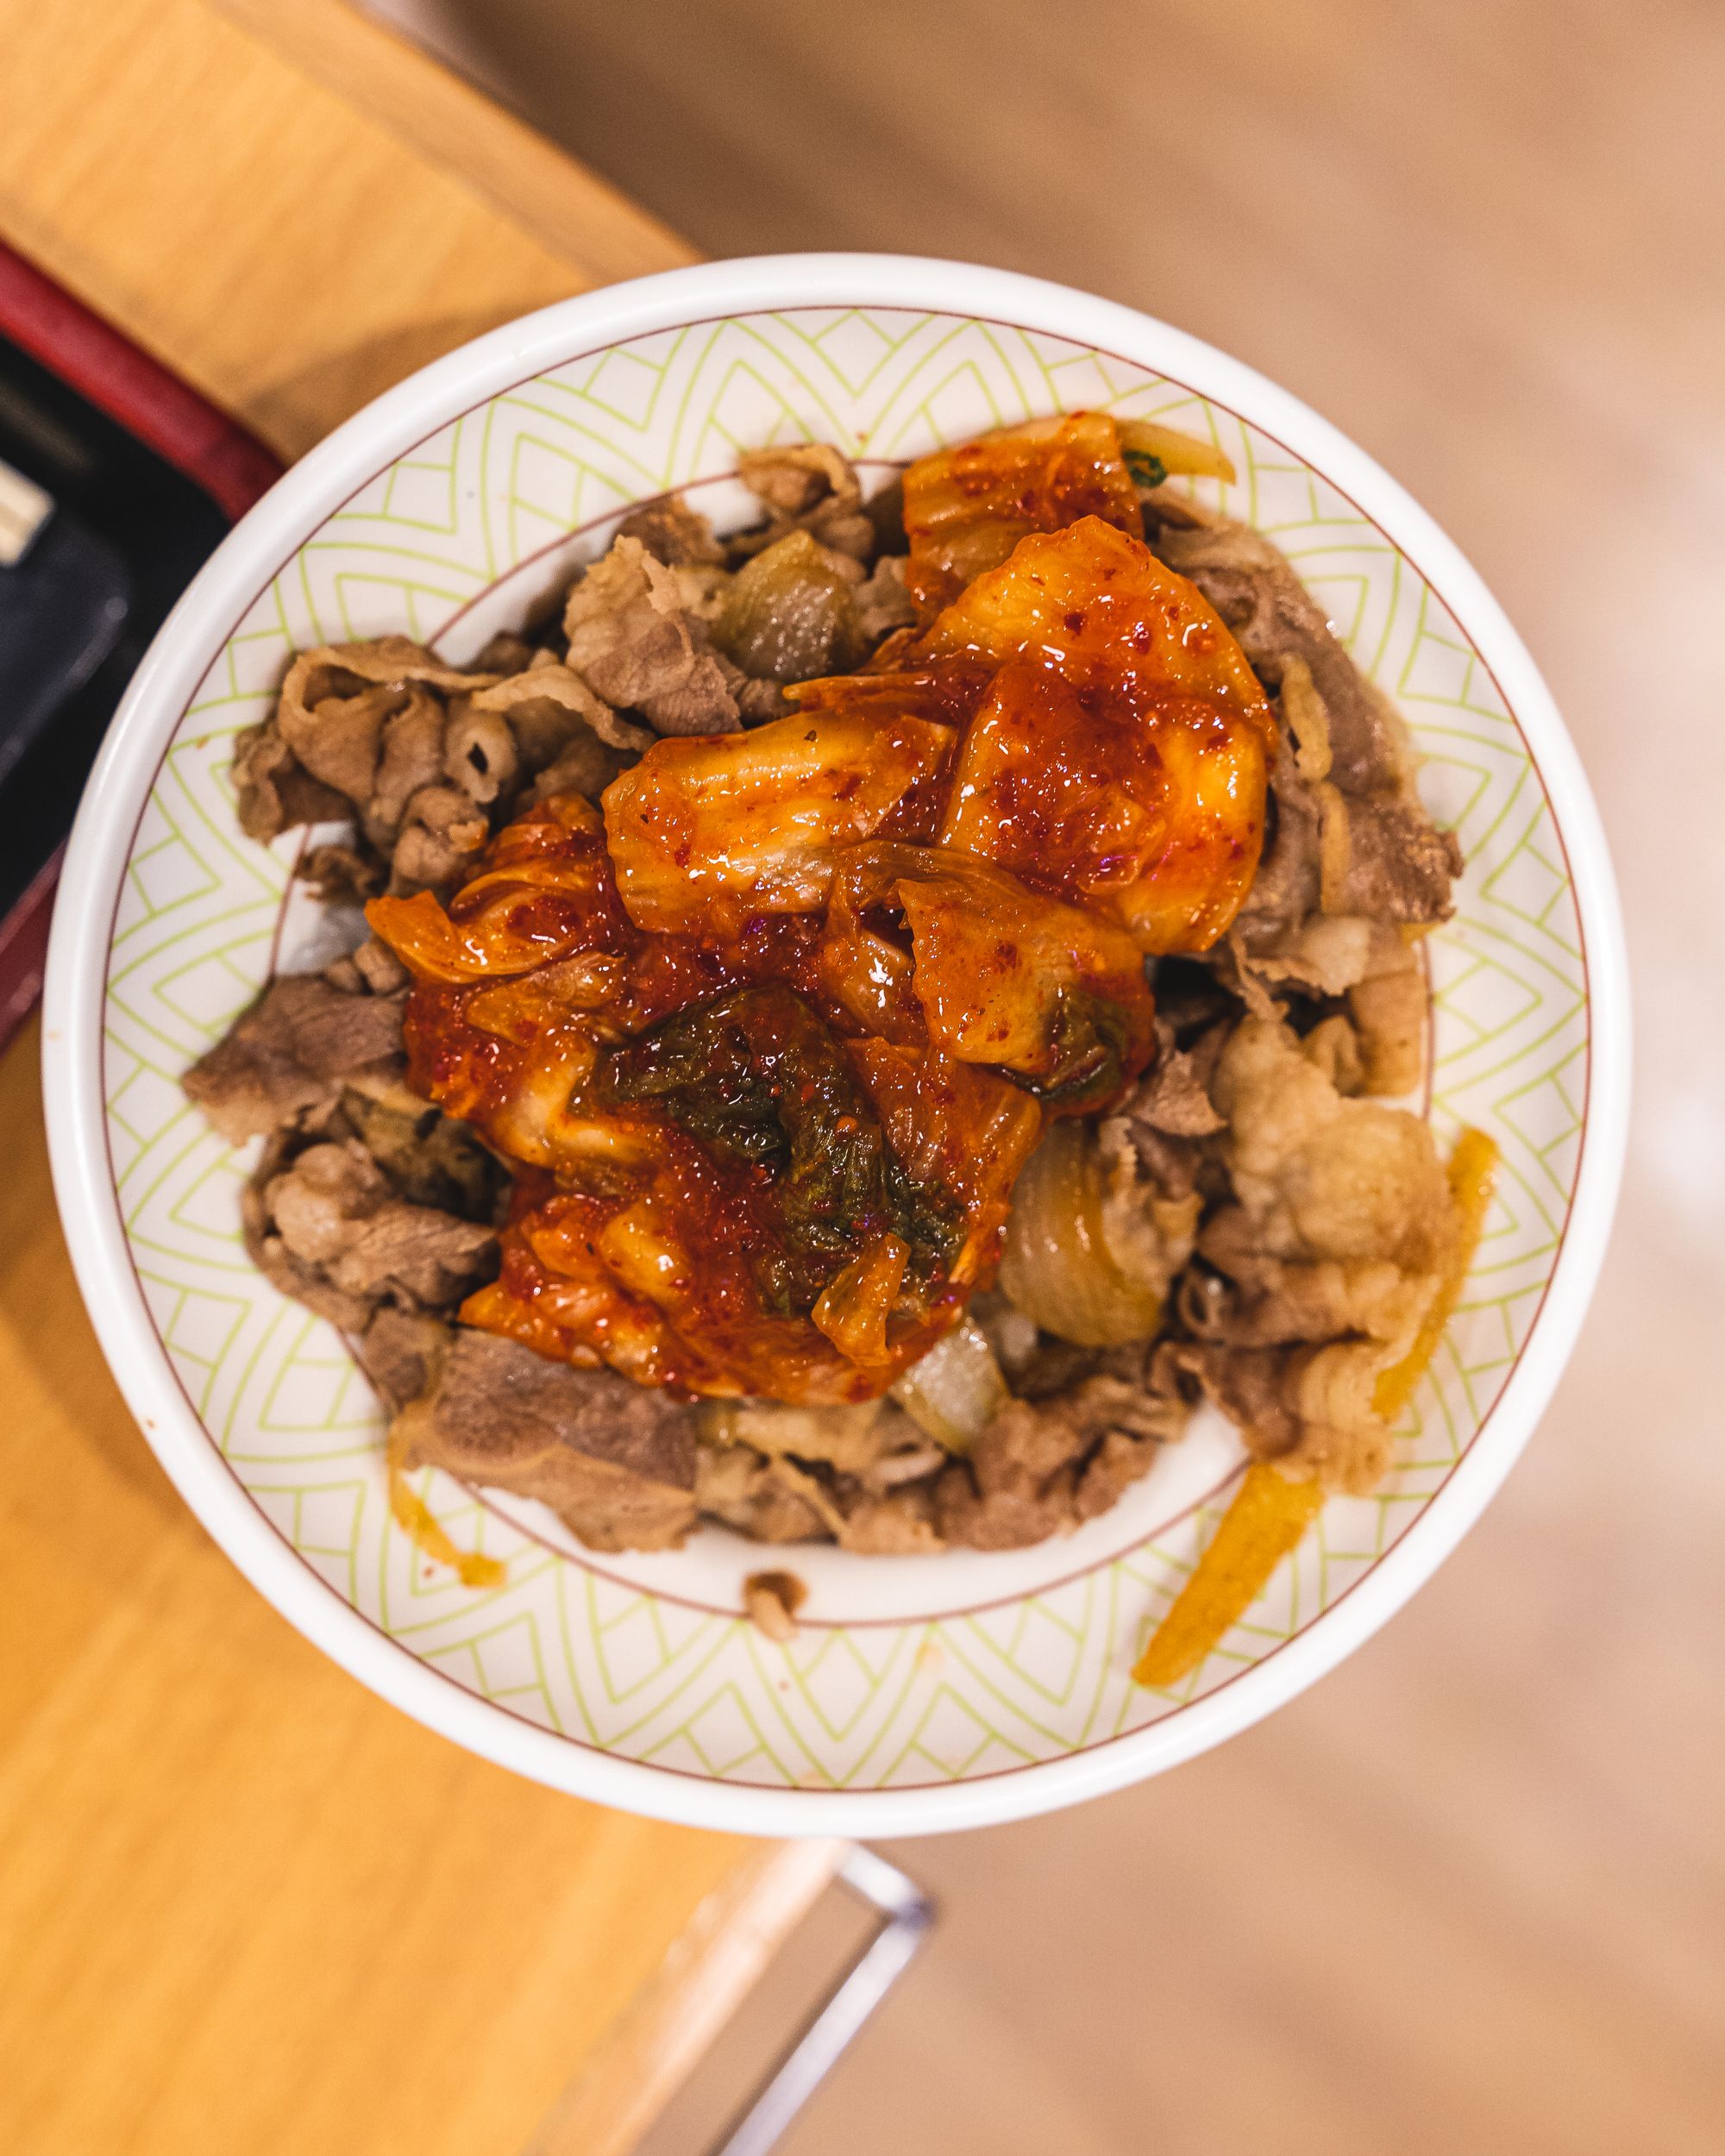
[42,256,1628,1836]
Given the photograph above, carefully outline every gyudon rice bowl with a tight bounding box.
[185,408,1491,1671]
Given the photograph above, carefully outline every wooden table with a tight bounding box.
[0,7,845,2153]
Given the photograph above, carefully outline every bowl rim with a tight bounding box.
[41,254,1631,1837]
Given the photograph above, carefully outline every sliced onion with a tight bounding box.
[1116,415,1238,486]
[890,1316,1006,1452]
[997,1120,1163,1345]
[712,529,864,684]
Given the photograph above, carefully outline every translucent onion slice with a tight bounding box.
[890,1316,1007,1452]
[712,528,865,684]
[1116,415,1238,486]
[997,1119,1163,1346]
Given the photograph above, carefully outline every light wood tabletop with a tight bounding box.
[0,7,843,2155]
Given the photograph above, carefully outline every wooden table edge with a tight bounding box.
[207,0,696,286]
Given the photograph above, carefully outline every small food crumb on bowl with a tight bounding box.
[743,1569,809,1643]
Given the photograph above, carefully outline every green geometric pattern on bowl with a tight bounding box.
[102,310,1585,1792]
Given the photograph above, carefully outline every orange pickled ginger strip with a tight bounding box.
[1133,1463,1325,1689]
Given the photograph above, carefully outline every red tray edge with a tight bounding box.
[0,241,285,1056]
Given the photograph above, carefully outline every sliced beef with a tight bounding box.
[241,1135,373,1332]
[1214,1015,1450,1272]
[340,1089,505,1217]
[859,1438,947,1491]
[247,1139,496,1328]
[350,936,410,995]
[1137,1014,1460,1494]
[1149,1335,1391,1495]
[1116,1123,1205,1214]
[1319,787,1464,924]
[738,443,856,518]
[322,937,411,1004]
[935,1398,1081,1550]
[274,680,398,815]
[695,1404,953,1554]
[185,973,406,1144]
[1123,1019,1224,1138]
[618,494,725,567]
[1151,956,1241,1044]
[269,639,500,826]
[862,475,907,558]
[394,1330,699,1551]
[441,701,520,811]
[1183,1204,1426,1348]
[696,1444,828,1543]
[855,555,917,645]
[936,1375,1183,1551]
[388,783,489,893]
[1347,927,1427,1096]
[356,1307,450,1413]
[1232,913,1376,999]
[1157,522,1460,940]
[469,630,538,675]
[736,677,788,723]
[298,841,385,905]
[361,686,448,847]
[834,1483,944,1555]
[232,720,348,843]
[1233,734,1324,952]
[256,975,405,1080]
[232,635,643,902]
[460,647,647,811]
[530,731,633,803]
[1302,1013,1366,1097]
[469,652,651,767]
[731,443,875,562]
[1076,1420,1175,1522]
[1003,1332,1110,1401]
[563,536,742,736]
[1169,1340,1305,1453]
[700,1398,892,1476]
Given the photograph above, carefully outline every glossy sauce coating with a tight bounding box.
[902,411,1145,616]
[367,436,1276,1405]
[603,704,957,936]
[913,514,1273,727]
[372,806,1040,1401]
[941,661,1266,950]
[915,518,1271,949]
